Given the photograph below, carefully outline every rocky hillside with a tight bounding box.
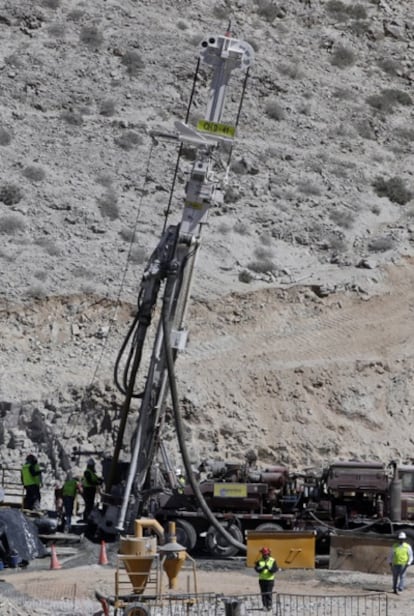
[0,0,413,503]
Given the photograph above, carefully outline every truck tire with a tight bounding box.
[175,519,197,550]
[123,603,150,616]
[205,523,243,558]
[255,523,283,532]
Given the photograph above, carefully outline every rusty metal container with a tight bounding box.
[329,533,394,573]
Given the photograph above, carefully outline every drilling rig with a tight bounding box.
[91,30,254,552]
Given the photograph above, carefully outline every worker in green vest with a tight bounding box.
[81,459,103,522]
[254,546,278,610]
[62,472,80,532]
[21,454,42,510]
[388,531,413,594]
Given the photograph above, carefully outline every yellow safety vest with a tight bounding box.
[21,463,41,487]
[82,468,100,488]
[257,557,276,581]
[62,478,78,497]
[392,543,410,566]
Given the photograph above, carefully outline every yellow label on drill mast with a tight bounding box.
[197,119,236,138]
[213,483,247,498]
[184,200,204,210]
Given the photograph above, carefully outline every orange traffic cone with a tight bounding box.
[50,544,62,570]
[98,540,108,566]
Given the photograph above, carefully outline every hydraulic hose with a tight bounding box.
[161,293,246,553]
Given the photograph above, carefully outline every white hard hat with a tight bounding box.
[398,531,407,540]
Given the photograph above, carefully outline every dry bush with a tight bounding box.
[234,221,249,235]
[247,258,277,274]
[95,173,114,187]
[328,236,347,253]
[297,179,322,196]
[239,269,253,283]
[121,50,145,77]
[366,89,412,113]
[331,45,356,68]
[80,26,103,49]
[255,0,280,22]
[212,5,230,19]
[176,20,188,31]
[114,131,143,150]
[61,110,83,126]
[0,128,12,146]
[67,9,85,21]
[0,183,23,205]
[26,284,47,299]
[254,246,273,260]
[119,228,137,243]
[22,165,46,182]
[329,209,355,229]
[326,1,367,19]
[34,237,61,256]
[99,99,116,117]
[367,236,395,253]
[265,99,285,121]
[372,176,412,205]
[260,233,272,246]
[377,57,403,76]
[130,246,146,264]
[97,189,120,220]
[0,214,25,234]
[217,222,231,235]
[40,0,60,8]
[47,23,66,38]
[355,118,376,140]
[278,62,304,79]
[34,270,48,282]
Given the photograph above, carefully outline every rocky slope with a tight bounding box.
[0,0,413,500]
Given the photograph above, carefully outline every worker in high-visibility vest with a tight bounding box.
[254,546,279,610]
[62,472,80,532]
[81,459,103,522]
[21,454,42,510]
[388,531,413,594]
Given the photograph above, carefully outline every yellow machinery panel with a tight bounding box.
[330,534,394,574]
[246,531,316,569]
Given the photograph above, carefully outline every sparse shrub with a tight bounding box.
[355,118,376,140]
[278,62,303,79]
[0,128,12,146]
[121,50,145,77]
[255,0,280,22]
[22,165,46,182]
[26,284,47,298]
[119,227,137,242]
[97,189,120,220]
[34,270,48,282]
[371,204,381,215]
[0,183,23,205]
[0,214,25,234]
[331,45,356,68]
[61,110,83,126]
[40,0,60,8]
[130,246,146,264]
[239,269,253,283]
[247,258,277,274]
[35,237,61,256]
[297,180,322,196]
[176,20,188,31]
[234,221,249,235]
[80,25,103,49]
[260,233,272,246]
[224,186,240,204]
[372,176,413,205]
[377,57,403,76]
[47,23,66,38]
[99,99,116,117]
[114,131,143,150]
[332,87,355,101]
[326,1,367,19]
[96,173,114,187]
[265,99,285,121]
[366,89,412,113]
[212,5,230,19]
[329,209,355,229]
[254,246,273,259]
[367,236,395,253]
[67,9,84,21]
[329,237,347,253]
[217,222,231,234]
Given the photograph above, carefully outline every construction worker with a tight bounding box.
[254,546,278,610]
[81,459,103,522]
[62,471,79,531]
[21,454,42,510]
[388,531,413,594]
